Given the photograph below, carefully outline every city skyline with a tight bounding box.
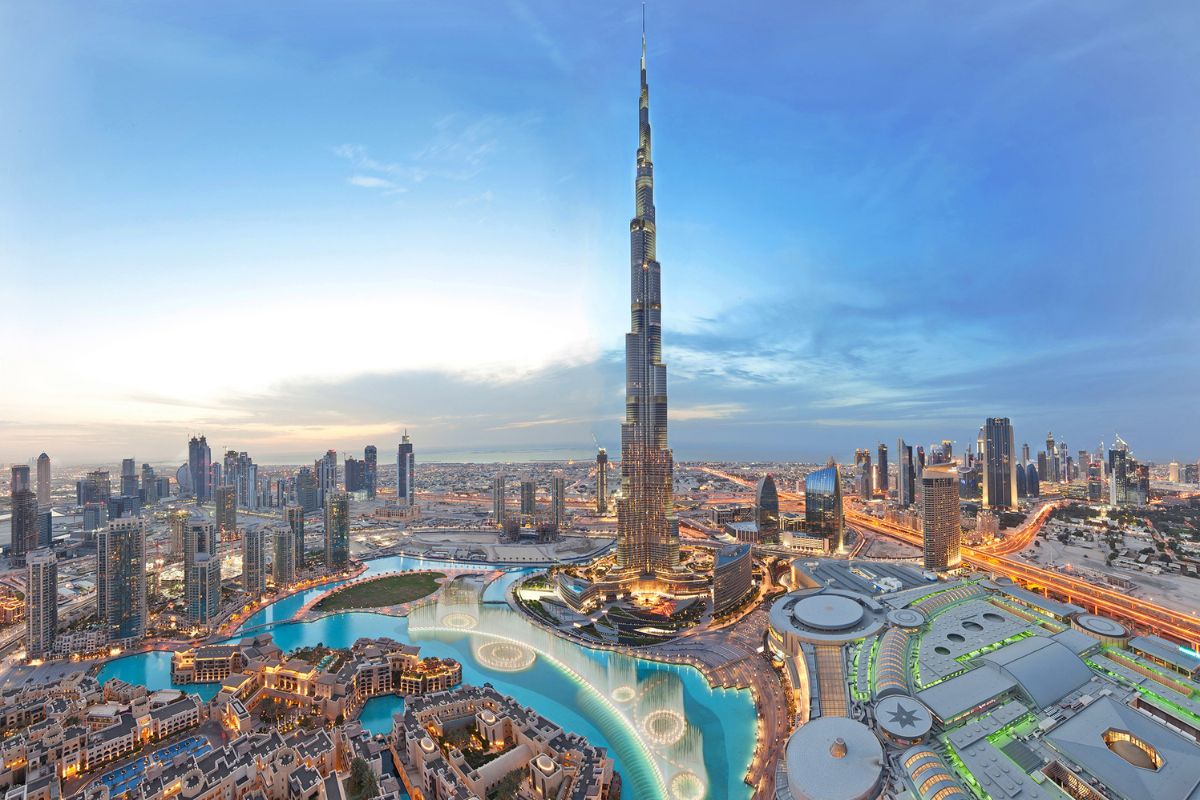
[3,2,1199,464]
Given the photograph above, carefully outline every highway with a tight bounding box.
[698,466,1200,648]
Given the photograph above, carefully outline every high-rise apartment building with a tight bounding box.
[184,521,220,623]
[344,457,367,494]
[295,468,318,513]
[168,509,189,556]
[520,479,536,516]
[284,506,305,568]
[876,443,889,496]
[35,453,51,507]
[26,548,57,660]
[97,518,147,641]
[596,448,609,514]
[316,450,337,509]
[243,527,266,597]
[83,502,108,541]
[141,463,158,503]
[324,493,350,569]
[897,439,915,506]
[273,528,296,588]
[364,445,378,500]
[120,458,138,498]
[551,472,566,533]
[921,465,961,571]
[492,474,507,528]
[10,479,38,560]
[11,465,30,493]
[215,485,237,537]
[397,433,415,505]
[188,435,212,501]
[805,465,844,553]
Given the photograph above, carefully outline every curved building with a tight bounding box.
[1015,463,1028,497]
[902,747,970,800]
[775,717,884,800]
[804,465,844,553]
[756,474,780,544]
[874,626,914,699]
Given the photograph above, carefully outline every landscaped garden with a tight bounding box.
[313,572,444,612]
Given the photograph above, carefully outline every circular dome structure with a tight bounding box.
[782,717,884,800]
[887,608,926,630]
[1072,613,1130,646]
[875,695,933,745]
[793,595,865,632]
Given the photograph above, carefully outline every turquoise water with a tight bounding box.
[96,558,758,800]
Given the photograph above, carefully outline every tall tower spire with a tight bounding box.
[616,8,679,578]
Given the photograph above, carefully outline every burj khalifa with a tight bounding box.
[615,22,682,581]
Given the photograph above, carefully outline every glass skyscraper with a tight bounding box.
[97,518,147,641]
[397,432,415,505]
[982,417,1018,509]
[324,492,350,568]
[615,25,682,579]
[804,465,844,552]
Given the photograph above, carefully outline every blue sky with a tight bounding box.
[1,1,1198,464]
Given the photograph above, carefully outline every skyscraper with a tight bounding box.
[324,493,350,569]
[897,439,915,506]
[596,448,609,514]
[120,458,138,498]
[215,485,237,537]
[284,506,306,568]
[921,464,961,571]
[184,520,220,623]
[295,468,318,513]
[168,509,189,556]
[804,465,844,553]
[397,432,415,505]
[492,473,507,528]
[10,474,38,561]
[141,463,158,503]
[11,464,30,493]
[316,450,337,509]
[982,417,1018,510]
[83,502,108,542]
[1046,432,1059,483]
[614,26,681,580]
[551,472,566,533]
[755,474,780,544]
[520,478,537,516]
[364,445,378,500]
[35,453,50,507]
[97,518,147,641]
[1021,442,1030,465]
[272,528,296,588]
[344,457,367,493]
[188,435,212,501]
[26,548,57,660]
[243,527,266,597]
[876,443,889,496]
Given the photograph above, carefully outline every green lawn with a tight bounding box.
[314,572,444,612]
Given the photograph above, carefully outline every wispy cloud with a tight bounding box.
[347,175,405,192]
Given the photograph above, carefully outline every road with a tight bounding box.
[698,465,1200,648]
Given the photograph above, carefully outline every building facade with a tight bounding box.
[324,493,350,569]
[26,548,57,660]
[921,464,961,571]
[981,417,1018,510]
[97,518,147,641]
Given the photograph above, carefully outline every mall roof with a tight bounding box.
[917,665,1017,722]
[783,716,884,800]
[978,636,1095,710]
[1047,697,1200,800]
[1130,635,1200,676]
